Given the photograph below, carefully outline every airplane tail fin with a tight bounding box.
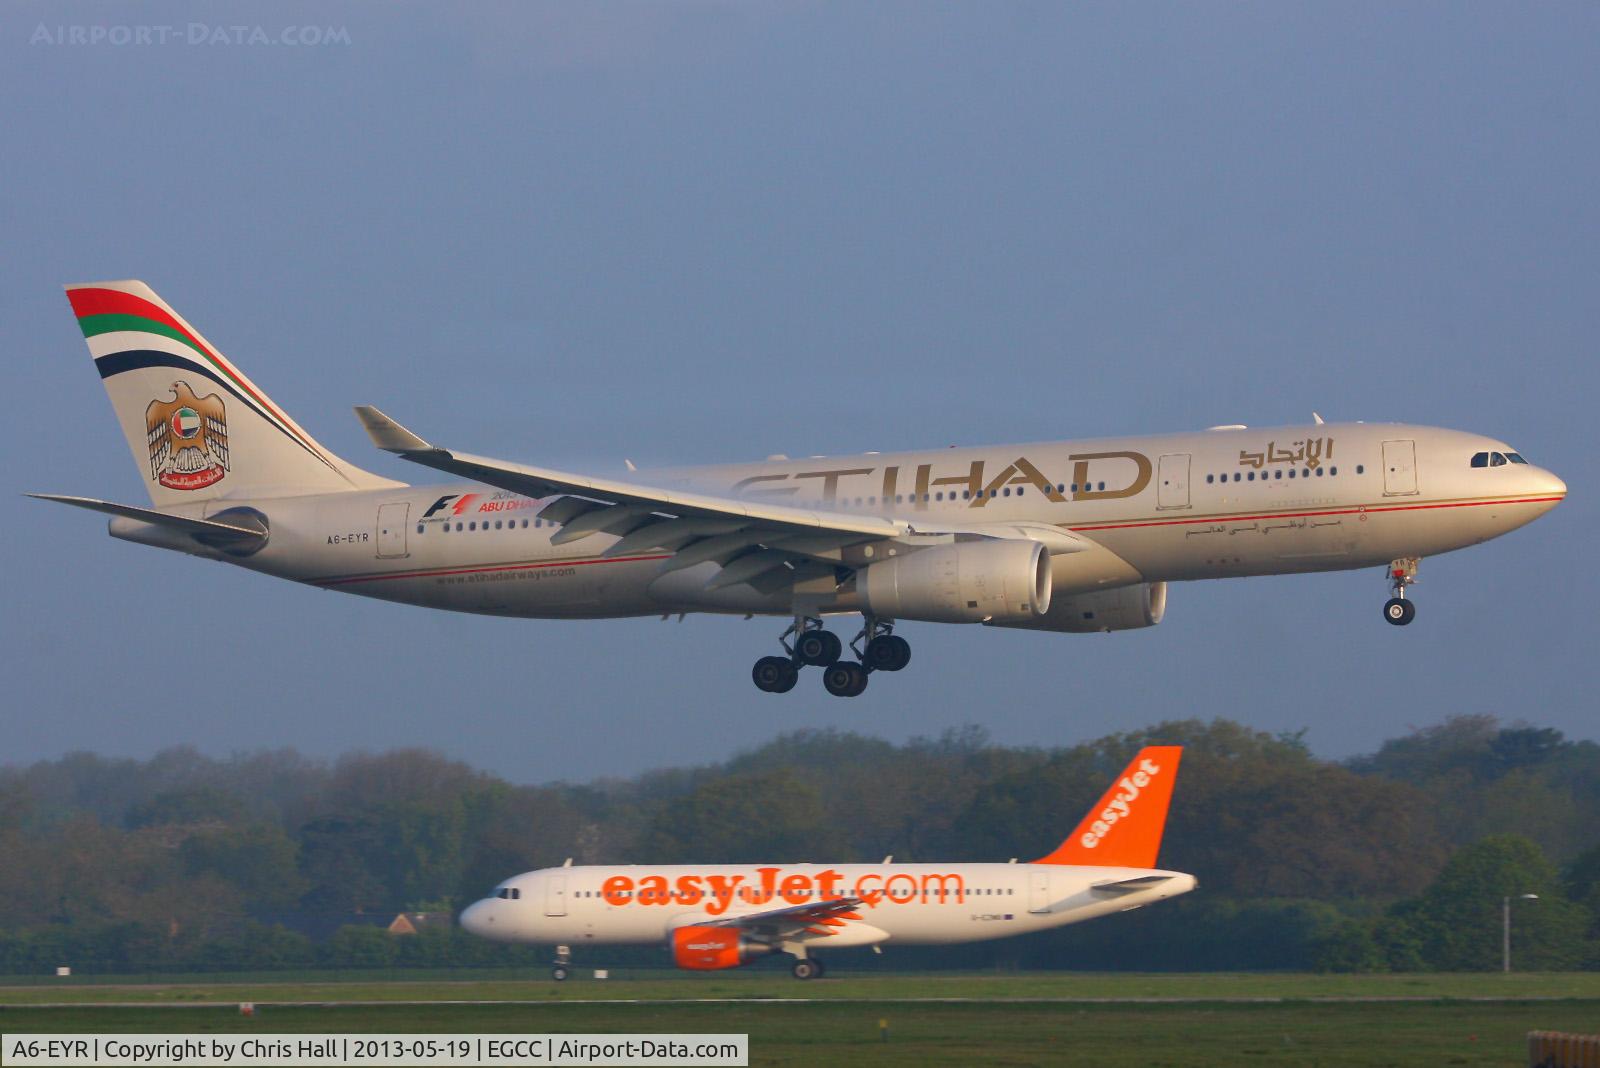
[1035,746,1182,868]
[65,280,400,507]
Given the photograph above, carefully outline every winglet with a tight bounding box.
[1035,746,1182,868]
[354,406,435,453]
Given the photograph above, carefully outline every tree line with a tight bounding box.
[1,715,1597,974]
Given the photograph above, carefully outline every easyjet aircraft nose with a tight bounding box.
[458,899,497,939]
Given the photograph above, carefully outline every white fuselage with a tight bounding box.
[117,422,1564,620]
[459,862,1197,949]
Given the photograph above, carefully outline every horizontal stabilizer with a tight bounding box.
[1091,875,1180,895]
[27,494,267,541]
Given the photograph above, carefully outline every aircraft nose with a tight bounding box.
[458,899,494,937]
[1540,468,1567,500]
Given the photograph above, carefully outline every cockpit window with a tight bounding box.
[1507,452,1528,464]
[1491,452,1507,467]
[1472,451,1520,468]
[1471,452,1488,468]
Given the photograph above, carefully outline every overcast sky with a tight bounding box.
[3,2,1595,783]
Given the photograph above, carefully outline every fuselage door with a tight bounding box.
[1028,869,1052,914]
[376,502,409,558]
[1382,440,1419,496]
[545,874,568,917]
[1156,453,1191,510]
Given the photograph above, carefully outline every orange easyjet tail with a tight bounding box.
[1034,746,1182,868]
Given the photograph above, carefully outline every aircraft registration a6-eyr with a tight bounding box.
[460,746,1193,980]
[38,281,1566,697]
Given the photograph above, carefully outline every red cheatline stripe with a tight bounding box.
[314,553,672,587]
[1068,495,1564,533]
[66,287,331,466]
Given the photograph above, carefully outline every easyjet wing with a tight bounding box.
[692,896,866,935]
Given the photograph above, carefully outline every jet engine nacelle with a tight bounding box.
[670,925,774,971]
[857,539,1052,624]
[990,581,1167,633]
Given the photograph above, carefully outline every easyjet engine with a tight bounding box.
[670,926,775,971]
[988,581,1167,633]
[857,539,1052,624]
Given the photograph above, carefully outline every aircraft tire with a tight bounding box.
[823,661,868,697]
[866,635,912,672]
[796,630,842,666]
[551,966,569,982]
[791,959,820,980]
[1383,598,1415,626]
[753,656,798,692]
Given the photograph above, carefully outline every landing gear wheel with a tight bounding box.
[551,966,569,982]
[822,661,868,697]
[1383,598,1416,626]
[795,630,842,667]
[865,634,911,672]
[791,958,820,980]
[752,656,799,693]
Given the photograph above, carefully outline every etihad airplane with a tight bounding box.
[38,281,1566,696]
[460,746,1193,980]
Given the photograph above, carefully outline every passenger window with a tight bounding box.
[1315,467,1323,476]
[1288,470,1296,479]
[1002,487,1011,497]
[1471,452,1489,468]
[1356,465,1365,474]
[1247,471,1255,481]
[416,524,424,534]
[1330,467,1337,476]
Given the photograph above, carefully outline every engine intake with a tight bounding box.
[670,925,774,971]
[858,539,1052,624]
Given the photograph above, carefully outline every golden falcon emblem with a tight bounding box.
[146,381,229,491]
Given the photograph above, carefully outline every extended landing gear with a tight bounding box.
[822,661,869,698]
[551,945,572,982]
[790,956,824,980]
[1383,557,1419,626]
[751,616,910,697]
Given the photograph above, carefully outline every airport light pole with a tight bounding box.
[1503,893,1539,973]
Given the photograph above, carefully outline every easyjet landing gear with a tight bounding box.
[791,956,824,980]
[551,945,572,982]
[1383,557,1419,626]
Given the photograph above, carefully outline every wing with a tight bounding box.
[354,407,1099,595]
[697,896,866,938]
[356,406,915,586]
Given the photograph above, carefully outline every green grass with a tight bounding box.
[4,974,1596,1066]
[4,970,1600,1004]
[2,999,1595,1067]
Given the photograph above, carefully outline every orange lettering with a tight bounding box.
[602,875,633,906]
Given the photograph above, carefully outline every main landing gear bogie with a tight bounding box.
[1383,557,1420,627]
[791,957,824,980]
[751,616,909,698]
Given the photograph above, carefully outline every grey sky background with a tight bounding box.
[3,3,1594,783]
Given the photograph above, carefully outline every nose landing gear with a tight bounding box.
[1383,557,1419,626]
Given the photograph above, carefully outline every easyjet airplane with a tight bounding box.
[37,281,1566,696]
[460,746,1192,979]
